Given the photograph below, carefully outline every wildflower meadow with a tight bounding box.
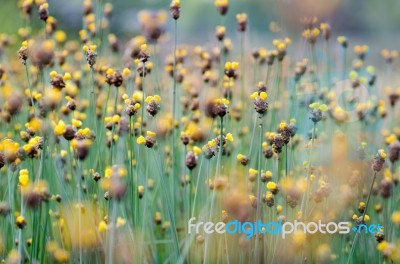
[0,0,399,263]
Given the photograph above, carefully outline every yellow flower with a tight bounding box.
[72,119,82,128]
[145,95,161,104]
[267,181,277,190]
[116,217,126,228]
[137,136,146,145]
[140,44,148,52]
[309,102,320,109]
[248,195,256,203]
[119,167,127,177]
[54,249,70,263]
[231,61,239,70]
[54,120,66,136]
[193,146,202,155]
[250,92,258,99]
[386,134,397,144]
[122,68,131,77]
[112,115,120,124]
[226,133,233,142]
[105,167,112,178]
[50,70,58,78]
[153,95,161,102]
[19,169,29,187]
[16,215,26,228]
[147,131,156,137]
[145,96,153,103]
[337,36,347,44]
[377,241,388,252]
[260,92,268,100]
[214,0,228,7]
[319,104,328,112]
[279,122,287,129]
[249,168,258,175]
[54,30,67,43]
[392,211,400,225]
[98,220,108,232]
[106,68,114,75]
[378,149,387,159]
[207,139,217,147]
[63,72,71,81]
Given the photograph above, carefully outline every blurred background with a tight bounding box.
[2,0,400,45]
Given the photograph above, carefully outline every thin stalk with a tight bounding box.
[18,189,24,263]
[240,32,245,100]
[300,122,316,217]
[325,40,331,87]
[76,160,83,264]
[152,149,180,260]
[24,63,36,117]
[171,19,178,216]
[285,144,288,217]
[107,199,117,264]
[255,116,263,263]
[139,150,150,263]
[191,157,204,216]
[110,88,118,163]
[188,169,192,263]
[347,172,377,264]
[95,84,111,171]
[342,47,348,110]
[129,116,135,221]
[204,116,224,263]
[247,114,258,157]
[90,68,97,130]
[140,62,146,136]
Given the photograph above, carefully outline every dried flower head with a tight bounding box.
[170,0,180,20]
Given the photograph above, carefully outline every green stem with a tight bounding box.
[110,87,118,163]
[300,122,316,218]
[171,19,178,217]
[204,116,224,263]
[24,63,36,118]
[347,172,377,264]
[255,116,263,263]
[140,62,146,136]
[90,68,97,130]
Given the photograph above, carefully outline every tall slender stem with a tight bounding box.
[110,88,118,163]
[347,172,377,264]
[300,122,316,217]
[171,19,178,217]
[255,116,263,263]
[90,68,97,130]
[140,62,146,136]
[18,189,24,263]
[25,63,36,117]
[204,116,224,264]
